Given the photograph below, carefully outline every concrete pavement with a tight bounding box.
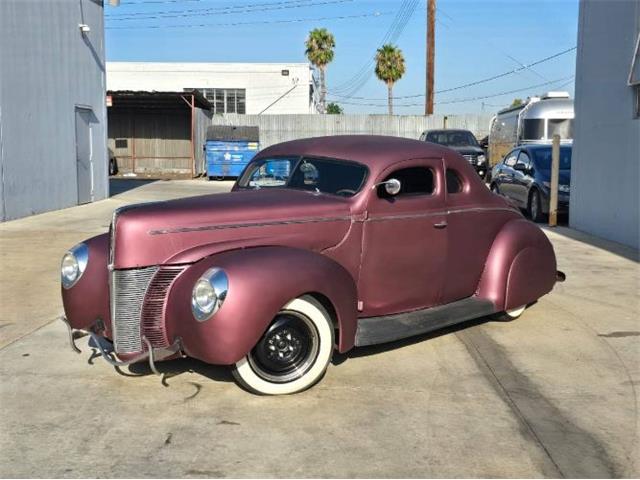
[0,179,638,477]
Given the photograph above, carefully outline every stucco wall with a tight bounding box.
[0,0,108,221]
[210,113,494,150]
[570,0,640,248]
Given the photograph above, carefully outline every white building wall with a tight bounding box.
[106,62,318,114]
[571,0,640,249]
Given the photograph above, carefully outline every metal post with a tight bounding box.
[191,94,195,178]
[549,134,560,227]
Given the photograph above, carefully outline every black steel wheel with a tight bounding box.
[247,312,319,383]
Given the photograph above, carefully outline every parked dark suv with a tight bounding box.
[419,129,487,178]
[490,144,572,222]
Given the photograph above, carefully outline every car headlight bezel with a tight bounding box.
[61,243,89,289]
[191,267,229,322]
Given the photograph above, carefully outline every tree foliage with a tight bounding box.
[326,102,343,114]
[375,44,406,115]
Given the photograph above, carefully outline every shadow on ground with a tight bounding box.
[109,178,157,197]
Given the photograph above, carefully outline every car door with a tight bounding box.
[496,149,519,199]
[512,150,533,206]
[358,158,447,317]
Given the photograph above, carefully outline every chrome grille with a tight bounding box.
[140,267,184,349]
[463,154,478,165]
[112,267,158,354]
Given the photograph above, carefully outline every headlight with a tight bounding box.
[191,267,228,321]
[477,154,486,164]
[559,184,570,193]
[61,243,88,289]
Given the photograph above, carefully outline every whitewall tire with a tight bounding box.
[232,295,334,395]
[496,304,527,321]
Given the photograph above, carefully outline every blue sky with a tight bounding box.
[105,0,579,114]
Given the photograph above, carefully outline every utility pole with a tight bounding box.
[425,0,435,115]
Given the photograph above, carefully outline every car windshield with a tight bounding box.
[425,131,479,147]
[237,156,368,197]
[532,148,572,170]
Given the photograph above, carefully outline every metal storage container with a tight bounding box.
[205,126,260,179]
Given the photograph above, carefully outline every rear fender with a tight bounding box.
[165,246,358,365]
[476,219,557,311]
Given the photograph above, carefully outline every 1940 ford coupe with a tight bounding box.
[60,135,564,395]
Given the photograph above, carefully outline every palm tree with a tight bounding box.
[375,44,406,115]
[305,28,335,114]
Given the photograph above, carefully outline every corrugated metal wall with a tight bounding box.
[108,107,212,176]
[211,114,494,149]
[108,110,192,174]
[0,0,108,221]
[194,108,213,175]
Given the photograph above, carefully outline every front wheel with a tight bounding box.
[528,188,545,223]
[232,296,334,395]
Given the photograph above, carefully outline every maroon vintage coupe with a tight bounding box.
[60,135,563,394]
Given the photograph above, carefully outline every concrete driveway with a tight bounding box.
[0,179,638,477]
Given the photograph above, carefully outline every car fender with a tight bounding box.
[61,233,111,335]
[476,219,557,311]
[165,246,358,365]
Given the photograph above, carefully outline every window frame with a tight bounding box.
[379,166,436,199]
[237,154,370,198]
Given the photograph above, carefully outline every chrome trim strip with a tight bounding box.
[148,216,352,235]
[367,206,519,222]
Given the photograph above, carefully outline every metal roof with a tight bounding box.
[107,90,211,110]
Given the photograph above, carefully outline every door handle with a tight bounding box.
[433,221,448,229]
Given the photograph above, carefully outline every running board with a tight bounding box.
[355,297,496,347]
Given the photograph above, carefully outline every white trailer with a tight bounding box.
[488,92,574,168]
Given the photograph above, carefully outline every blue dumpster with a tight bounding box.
[205,126,260,179]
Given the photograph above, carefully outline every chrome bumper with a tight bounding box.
[59,316,183,375]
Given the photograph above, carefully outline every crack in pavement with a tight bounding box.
[457,326,618,478]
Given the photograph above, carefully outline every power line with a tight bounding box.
[106,0,352,20]
[328,46,577,100]
[331,75,575,108]
[331,0,419,97]
[106,10,390,29]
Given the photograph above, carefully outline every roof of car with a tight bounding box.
[423,129,472,134]
[255,135,468,177]
[521,144,572,152]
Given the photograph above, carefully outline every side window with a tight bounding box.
[446,169,463,194]
[516,151,531,169]
[504,150,518,167]
[379,167,434,198]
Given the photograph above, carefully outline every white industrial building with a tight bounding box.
[107,62,319,115]
[571,0,639,249]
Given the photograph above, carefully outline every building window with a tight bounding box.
[186,88,246,114]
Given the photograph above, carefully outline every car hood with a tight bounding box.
[111,189,352,268]
[447,146,485,155]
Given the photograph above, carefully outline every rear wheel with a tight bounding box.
[232,296,334,395]
[528,188,545,223]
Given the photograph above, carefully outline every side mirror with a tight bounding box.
[513,163,527,172]
[373,178,402,196]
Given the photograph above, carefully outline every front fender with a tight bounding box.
[476,219,557,311]
[165,246,358,365]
